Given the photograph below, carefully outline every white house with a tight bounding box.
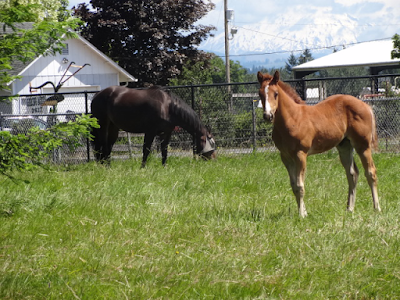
[0,24,137,115]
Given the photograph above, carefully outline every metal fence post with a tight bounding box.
[191,84,196,156]
[252,100,257,152]
[301,78,307,100]
[85,91,91,162]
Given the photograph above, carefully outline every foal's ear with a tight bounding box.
[257,71,264,84]
[271,70,280,84]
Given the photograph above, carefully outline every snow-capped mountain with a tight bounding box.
[200,13,362,70]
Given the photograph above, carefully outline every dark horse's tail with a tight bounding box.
[89,92,100,148]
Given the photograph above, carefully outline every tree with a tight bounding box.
[73,0,216,86]
[298,48,313,65]
[230,59,251,83]
[392,33,400,59]
[0,2,80,91]
[169,55,221,85]
[285,52,298,78]
[169,55,252,85]
[0,0,70,22]
[282,50,313,79]
[0,2,95,177]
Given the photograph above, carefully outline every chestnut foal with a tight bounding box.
[258,71,380,217]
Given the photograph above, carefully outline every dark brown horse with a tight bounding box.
[91,86,216,167]
[258,71,380,217]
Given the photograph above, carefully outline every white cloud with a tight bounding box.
[334,0,398,6]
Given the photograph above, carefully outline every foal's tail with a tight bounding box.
[370,106,378,152]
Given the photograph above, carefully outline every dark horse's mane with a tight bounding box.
[149,86,205,134]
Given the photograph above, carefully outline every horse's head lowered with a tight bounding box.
[198,129,216,160]
[257,70,281,122]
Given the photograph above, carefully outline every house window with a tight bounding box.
[62,44,69,55]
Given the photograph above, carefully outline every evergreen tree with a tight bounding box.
[285,52,298,78]
[298,48,313,65]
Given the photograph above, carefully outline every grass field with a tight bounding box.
[1,152,400,299]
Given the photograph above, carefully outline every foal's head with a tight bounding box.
[258,70,305,122]
[257,70,280,122]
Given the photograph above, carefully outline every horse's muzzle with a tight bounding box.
[263,112,274,122]
[200,137,216,160]
[201,150,216,160]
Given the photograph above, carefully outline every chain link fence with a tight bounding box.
[1,73,400,164]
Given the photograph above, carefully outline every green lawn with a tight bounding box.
[1,152,400,299]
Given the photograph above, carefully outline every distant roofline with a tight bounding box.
[292,39,400,76]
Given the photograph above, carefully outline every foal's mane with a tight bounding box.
[277,81,305,105]
[261,73,305,104]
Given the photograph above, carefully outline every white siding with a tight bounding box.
[14,38,122,95]
[4,35,136,115]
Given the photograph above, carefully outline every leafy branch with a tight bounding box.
[391,33,400,59]
[0,2,81,91]
[0,114,99,177]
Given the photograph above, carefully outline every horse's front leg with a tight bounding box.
[101,125,119,165]
[142,133,155,168]
[281,151,308,217]
[159,131,172,166]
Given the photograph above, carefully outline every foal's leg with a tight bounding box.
[142,133,155,168]
[355,147,381,211]
[281,151,308,217]
[337,139,359,212]
[159,131,172,166]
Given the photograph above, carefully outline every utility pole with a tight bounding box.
[224,0,230,85]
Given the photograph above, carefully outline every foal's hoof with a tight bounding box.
[299,211,308,218]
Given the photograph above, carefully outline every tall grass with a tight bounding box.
[1,152,400,299]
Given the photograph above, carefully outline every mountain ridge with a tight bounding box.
[199,13,362,70]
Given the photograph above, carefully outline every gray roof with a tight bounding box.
[1,22,34,33]
[293,39,400,77]
[1,23,35,76]
[2,22,137,83]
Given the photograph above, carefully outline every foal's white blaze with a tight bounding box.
[264,86,272,115]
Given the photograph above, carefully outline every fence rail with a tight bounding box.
[1,73,400,164]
